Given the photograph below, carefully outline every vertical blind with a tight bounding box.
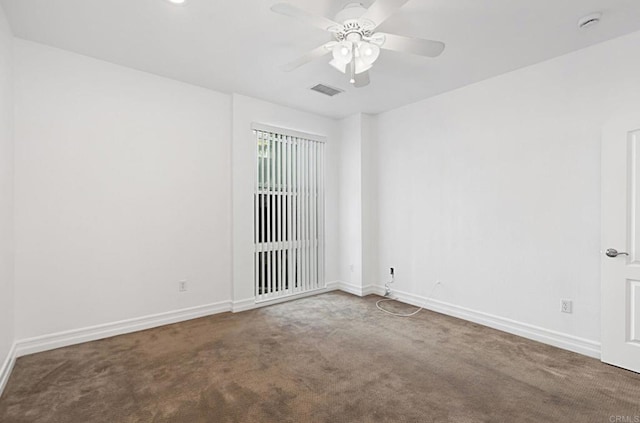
[252,124,325,302]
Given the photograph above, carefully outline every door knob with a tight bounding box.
[606,248,629,258]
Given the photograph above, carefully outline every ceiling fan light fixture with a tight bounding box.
[329,59,347,73]
[332,42,353,64]
[358,41,380,65]
[329,41,378,75]
[354,57,372,74]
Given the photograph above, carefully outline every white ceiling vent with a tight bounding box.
[310,84,343,97]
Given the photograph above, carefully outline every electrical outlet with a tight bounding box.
[561,299,572,314]
[179,280,188,292]
[350,264,354,273]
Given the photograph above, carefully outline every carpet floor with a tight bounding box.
[0,291,639,422]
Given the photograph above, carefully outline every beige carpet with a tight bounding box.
[0,291,639,422]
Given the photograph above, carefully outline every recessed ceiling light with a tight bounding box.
[578,12,602,29]
[166,0,187,5]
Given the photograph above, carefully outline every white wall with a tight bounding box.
[231,93,339,305]
[375,30,640,344]
[0,3,14,380]
[337,113,378,292]
[337,114,362,287]
[13,40,232,340]
[360,114,378,289]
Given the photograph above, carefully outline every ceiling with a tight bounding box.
[3,0,640,119]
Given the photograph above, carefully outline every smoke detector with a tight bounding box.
[578,13,602,29]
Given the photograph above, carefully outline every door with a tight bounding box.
[602,115,640,373]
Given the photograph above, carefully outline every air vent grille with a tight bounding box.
[310,84,343,97]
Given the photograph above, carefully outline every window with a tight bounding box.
[252,124,325,301]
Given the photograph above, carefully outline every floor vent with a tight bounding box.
[310,84,343,97]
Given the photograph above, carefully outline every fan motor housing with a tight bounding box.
[334,21,372,42]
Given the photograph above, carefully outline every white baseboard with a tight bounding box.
[335,281,362,296]
[234,284,342,312]
[325,280,341,291]
[15,301,231,358]
[0,342,17,399]
[363,284,383,296]
[231,297,257,313]
[330,281,379,297]
[379,286,601,359]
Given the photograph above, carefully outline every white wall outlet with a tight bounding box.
[179,280,187,292]
[561,299,572,313]
[349,264,354,273]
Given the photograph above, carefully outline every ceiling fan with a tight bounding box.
[271,0,445,88]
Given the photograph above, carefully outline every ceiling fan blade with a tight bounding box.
[360,0,410,29]
[271,3,341,32]
[354,71,370,88]
[279,43,332,72]
[377,33,445,57]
